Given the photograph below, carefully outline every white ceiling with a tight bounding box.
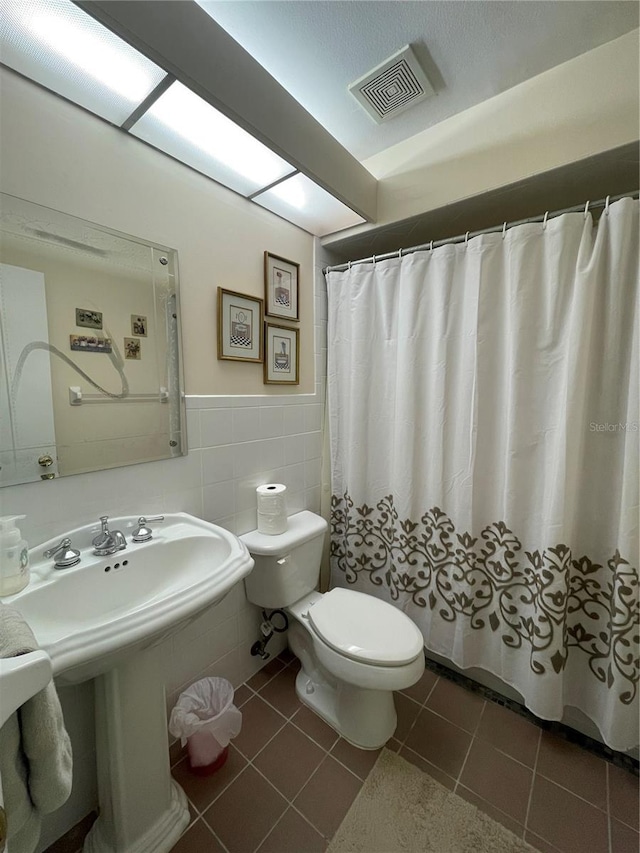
[198,1,639,162]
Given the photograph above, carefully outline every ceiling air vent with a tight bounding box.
[348,45,435,124]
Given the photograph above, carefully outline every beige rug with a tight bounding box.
[327,750,538,853]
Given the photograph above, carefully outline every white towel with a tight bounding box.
[0,604,72,853]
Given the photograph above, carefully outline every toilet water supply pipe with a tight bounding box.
[251,610,289,660]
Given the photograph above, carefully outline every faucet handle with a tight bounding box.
[43,538,81,569]
[132,516,165,543]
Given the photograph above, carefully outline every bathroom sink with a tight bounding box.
[5,513,254,683]
[2,512,254,853]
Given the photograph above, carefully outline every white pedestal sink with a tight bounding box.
[3,513,254,853]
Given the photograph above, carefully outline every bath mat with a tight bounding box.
[327,749,538,853]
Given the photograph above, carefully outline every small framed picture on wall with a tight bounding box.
[217,288,264,362]
[131,315,148,337]
[264,322,299,385]
[264,251,299,321]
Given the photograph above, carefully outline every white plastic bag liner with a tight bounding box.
[168,677,242,750]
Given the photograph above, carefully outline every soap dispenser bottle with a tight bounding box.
[0,515,30,596]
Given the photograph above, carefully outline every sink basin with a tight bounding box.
[2,512,255,853]
[6,513,254,683]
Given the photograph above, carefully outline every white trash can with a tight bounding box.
[169,677,242,775]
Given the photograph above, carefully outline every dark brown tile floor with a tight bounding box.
[48,652,640,853]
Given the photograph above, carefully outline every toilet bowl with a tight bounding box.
[240,511,425,749]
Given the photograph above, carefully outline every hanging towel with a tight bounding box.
[0,604,72,853]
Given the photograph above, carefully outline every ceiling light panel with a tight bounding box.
[253,174,366,237]
[0,0,167,125]
[129,81,296,196]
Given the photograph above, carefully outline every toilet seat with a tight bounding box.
[307,588,424,667]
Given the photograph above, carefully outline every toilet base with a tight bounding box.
[294,666,397,750]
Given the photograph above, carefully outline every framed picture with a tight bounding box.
[76,308,103,329]
[70,334,112,353]
[217,288,264,362]
[124,337,141,360]
[264,251,299,321]
[264,322,299,385]
[131,314,148,337]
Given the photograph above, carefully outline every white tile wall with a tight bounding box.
[23,241,330,850]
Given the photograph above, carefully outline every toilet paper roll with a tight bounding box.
[256,484,288,535]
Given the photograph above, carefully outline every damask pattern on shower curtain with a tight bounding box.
[330,492,639,705]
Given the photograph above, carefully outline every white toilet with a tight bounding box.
[240,511,425,749]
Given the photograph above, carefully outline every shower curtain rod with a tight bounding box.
[323,189,639,274]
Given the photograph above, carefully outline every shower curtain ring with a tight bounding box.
[502,222,507,239]
[430,241,434,251]
[542,211,549,230]
[464,231,470,246]
[605,195,611,216]
[348,260,351,270]
[372,255,376,264]
[584,201,590,219]
[398,248,402,258]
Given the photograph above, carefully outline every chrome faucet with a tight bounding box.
[131,516,165,542]
[92,516,127,556]
[43,538,81,569]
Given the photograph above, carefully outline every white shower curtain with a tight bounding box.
[327,198,639,752]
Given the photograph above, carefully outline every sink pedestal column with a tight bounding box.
[84,645,189,853]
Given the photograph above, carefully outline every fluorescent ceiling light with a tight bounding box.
[26,10,154,101]
[254,174,366,237]
[129,81,295,195]
[1,1,367,234]
[0,0,166,125]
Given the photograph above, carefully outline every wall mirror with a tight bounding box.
[0,193,186,487]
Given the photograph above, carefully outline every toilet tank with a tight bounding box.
[240,511,328,609]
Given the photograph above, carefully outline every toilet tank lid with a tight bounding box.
[239,511,327,555]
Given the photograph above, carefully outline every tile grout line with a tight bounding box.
[606,762,612,853]
[533,770,611,814]
[455,784,528,839]
[523,728,542,838]
[452,726,476,799]
[247,787,329,853]
[243,749,334,849]
[199,815,232,853]
[234,709,290,764]
[288,713,339,753]
[400,743,458,788]
[325,746,378,785]
[395,691,431,749]
[198,758,290,851]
